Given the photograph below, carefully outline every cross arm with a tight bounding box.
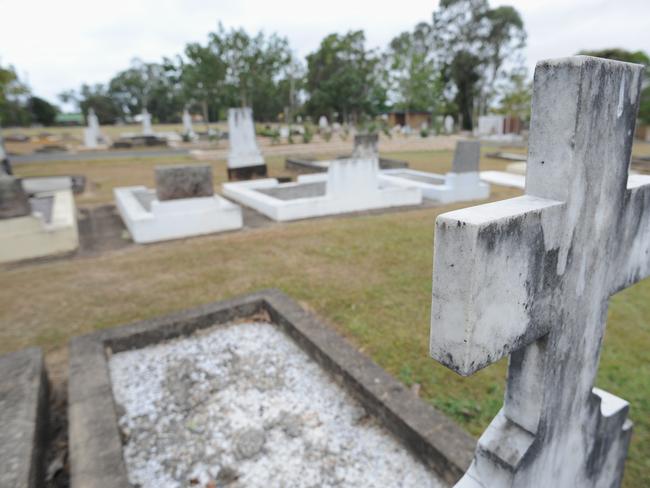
[430,195,564,376]
[610,175,650,294]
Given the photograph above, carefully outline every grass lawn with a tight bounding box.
[2,147,649,486]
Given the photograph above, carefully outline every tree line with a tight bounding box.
[1,0,649,129]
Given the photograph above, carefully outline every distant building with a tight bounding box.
[386,111,432,129]
[55,113,84,126]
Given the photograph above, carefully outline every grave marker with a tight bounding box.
[352,134,379,159]
[141,109,153,136]
[227,107,267,180]
[155,164,213,201]
[83,108,100,148]
[430,56,650,486]
[0,175,30,219]
[451,141,480,173]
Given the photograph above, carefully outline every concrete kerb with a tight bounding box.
[0,347,49,488]
[68,289,474,487]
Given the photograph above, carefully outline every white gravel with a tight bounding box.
[109,321,447,488]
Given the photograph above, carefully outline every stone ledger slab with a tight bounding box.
[0,347,49,488]
[155,164,214,201]
[68,290,475,488]
[0,176,31,219]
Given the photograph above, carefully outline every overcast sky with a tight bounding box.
[1,0,648,107]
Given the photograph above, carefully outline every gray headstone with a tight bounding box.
[0,176,30,219]
[352,134,379,158]
[451,140,480,173]
[155,165,213,201]
[430,56,649,487]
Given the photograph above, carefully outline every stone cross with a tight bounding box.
[430,56,650,487]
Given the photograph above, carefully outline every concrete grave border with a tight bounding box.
[0,347,49,488]
[68,289,474,487]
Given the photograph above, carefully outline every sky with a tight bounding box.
[0,0,648,107]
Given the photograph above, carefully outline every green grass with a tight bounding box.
[1,148,649,486]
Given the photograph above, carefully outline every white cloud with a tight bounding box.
[0,0,648,105]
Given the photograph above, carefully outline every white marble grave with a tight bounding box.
[477,115,504,136]
[223,157,422,222]
[141,109,153,136]
[83,108,101,148]
[228,108,264,169]
[444,115,454,134]
[115,165,242,243]
[0,176,79,263]
[380,141,490,203]
[430,57,650,487]
[182,109,196,139]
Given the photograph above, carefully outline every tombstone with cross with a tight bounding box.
[430,56,650,486]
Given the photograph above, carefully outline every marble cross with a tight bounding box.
[430,56,650,487]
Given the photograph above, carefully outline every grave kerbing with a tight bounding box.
[0,175,31,219]
[430,56,650,487]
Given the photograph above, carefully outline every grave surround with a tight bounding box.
[68,289,475,487]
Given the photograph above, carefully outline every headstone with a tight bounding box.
[0,132,11,175]
[0,176,30,219]
[182,109,194,137]
[451,140,480,173]
[430,56,649,486]
[327,158,379,199]
[141,109,153,136]
[352,134,378,159]
[444,115,454,134]
[318,115,329,130]
[227,108,264,169]
[155,164,214,201]
[477,115,504,136]
[83,108,100,148]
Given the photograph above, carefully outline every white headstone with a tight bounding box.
[477,115,504,136]
[227,108,264,169]
[318,116,329,130]
[141,109,153,136]
[326,158,380,200]
[83,108,100,148]
[430,57,649,487]
[444,115,454,134]
[182,109,194,137]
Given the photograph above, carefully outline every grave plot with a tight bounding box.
[68,290,475,488]
[0,175,79,263]
[379,141,490,204]
[223,158,422,222]
[285,133,408,174]
[114,164,242,243]
[430,57,650,486]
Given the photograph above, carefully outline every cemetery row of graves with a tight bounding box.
[0,57,649,487]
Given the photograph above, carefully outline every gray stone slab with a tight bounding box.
[29,195,55,224]
[352,134,379,158]
[68,290,475,488]
[0,347,49,488]
[155,164,213,201]
[451,140,480,173]
[0,175,31,219]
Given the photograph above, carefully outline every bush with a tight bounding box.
[420,127,430,138]
[302,125,313,143]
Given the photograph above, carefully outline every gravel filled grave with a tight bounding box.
[109,321,446,488]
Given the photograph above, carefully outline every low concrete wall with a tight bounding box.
[68,290,475,487]
[0,347,49,488]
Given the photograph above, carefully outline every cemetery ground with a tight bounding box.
[1,143,649,486]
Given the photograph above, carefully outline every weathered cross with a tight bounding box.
[430,56,650,487]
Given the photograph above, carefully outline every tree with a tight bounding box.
[432,0,526,129]
[306,30,386,123]
[28,96,58,126]
[0,63,31,126]
[385,23,443,116]
[578,48,650,125]
[208,24,293,120]
[493,70,531,121]
[78,84,121,124]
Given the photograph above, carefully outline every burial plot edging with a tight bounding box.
[0,347,49,488]
[68,289,474,487]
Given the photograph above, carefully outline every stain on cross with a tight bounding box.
[430,57,650,487]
